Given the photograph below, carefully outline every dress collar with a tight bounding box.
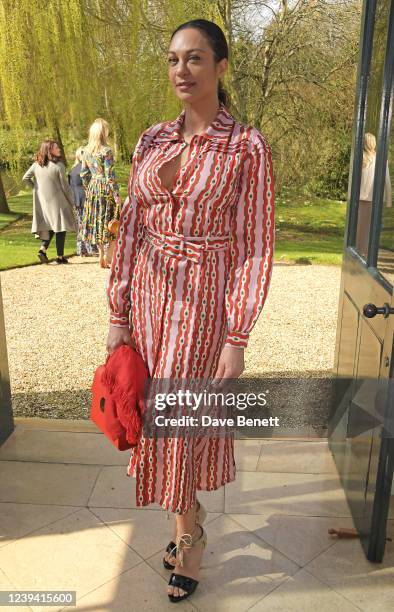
[155,103,235,143]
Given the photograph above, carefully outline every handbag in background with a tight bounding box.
[108,218,119,236]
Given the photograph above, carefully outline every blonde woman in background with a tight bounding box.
[69,147,99,257]
[356,132,392,256]
[79,119,122,268]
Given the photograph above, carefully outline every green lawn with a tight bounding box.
[0,212,21,231]
[0,173,347,270]
[0,168,130,271]
[0,225,78,270]
[0,192,31,232]
[274,192,346,265]
[0,190,77,270]
[275,235,343,265]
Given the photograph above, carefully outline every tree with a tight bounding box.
[217,0,361,192]
[0,172,8,213]
[0,0,362,197]
[0,0,96,165]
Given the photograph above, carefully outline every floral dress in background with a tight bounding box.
[68,162,99,256]
[79,146,122,246]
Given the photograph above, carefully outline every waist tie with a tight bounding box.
[143,226,231,264]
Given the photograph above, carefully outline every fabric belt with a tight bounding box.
[143,226,231,263]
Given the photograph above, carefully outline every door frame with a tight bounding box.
[368,0,394,272]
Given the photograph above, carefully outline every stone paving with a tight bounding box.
[0,419,393,612]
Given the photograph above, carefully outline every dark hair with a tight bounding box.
[170,19,229,107]
[35,140,63,167]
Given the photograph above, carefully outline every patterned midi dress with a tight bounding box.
[79,146,122,246]
[68,162,99,256]
[106,103,275,514]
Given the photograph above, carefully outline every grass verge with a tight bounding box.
[0,177,347,270]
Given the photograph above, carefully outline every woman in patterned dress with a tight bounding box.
[105,20,275,603]
[79,118,122,268]
[68,147,99,257]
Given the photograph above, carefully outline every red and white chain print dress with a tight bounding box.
[105,103,275,514]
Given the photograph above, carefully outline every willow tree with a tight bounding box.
[0,0,218,170]
[0,0,361,197]
[0,0,97,169]
[84,0,220,157]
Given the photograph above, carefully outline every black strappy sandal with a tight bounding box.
[162,500,207,570]
[168,574,199,603]
[167,524,207,603]
[163,540,178,570]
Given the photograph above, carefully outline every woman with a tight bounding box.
[79,118,122,268]
[105,19,275,603]
[69,147,99,257]
[22,140,77,264]
[356,132,392,257]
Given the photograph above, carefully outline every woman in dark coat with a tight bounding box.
[69,147,99,257]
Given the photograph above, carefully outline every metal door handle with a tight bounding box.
[363,303,394,318]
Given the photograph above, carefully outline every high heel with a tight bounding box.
[167,523,207,603]
[162,500,206,570]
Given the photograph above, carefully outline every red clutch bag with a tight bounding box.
[90,344,148,450]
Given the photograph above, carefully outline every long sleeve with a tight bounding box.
[22,163,36,188]
[103,147,121,209]
[57,162,75,207]
[80,157,91,190]
[224,133,275,349]
[105,134,147,327]
[384,161,392,208]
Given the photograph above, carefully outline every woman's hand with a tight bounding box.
[106,325,133,355]
[213,346,245,384]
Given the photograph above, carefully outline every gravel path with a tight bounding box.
[1,257,341,424]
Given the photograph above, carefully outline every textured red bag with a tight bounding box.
[90,344,148,450]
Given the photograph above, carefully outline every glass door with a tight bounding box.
[329,0,394,562]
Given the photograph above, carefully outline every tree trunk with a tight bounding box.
[53,119,66,162]
[0,173,9,214]
[114,119,129,163]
